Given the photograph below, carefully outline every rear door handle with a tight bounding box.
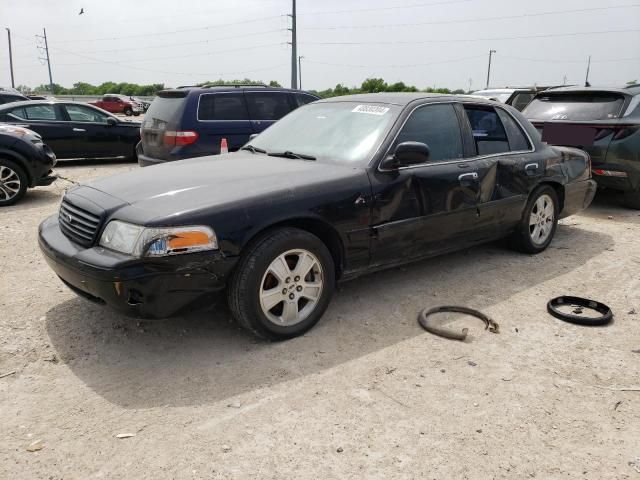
[525,163,540,176]
[73,128,86,132]
[458,172,479,182]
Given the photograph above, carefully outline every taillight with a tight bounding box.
[592,169,628,177]
[163,130,199,146]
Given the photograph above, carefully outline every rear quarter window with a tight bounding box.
[198,93,249,121]
[524,93,626,121]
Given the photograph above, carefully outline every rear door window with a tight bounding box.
[394,103,464,162]
[463,106,510,155]
[13,104,61,121]
[524,93,626,120]
[496,109,532,151]
[245,92,292,121]
[198,93,249,121]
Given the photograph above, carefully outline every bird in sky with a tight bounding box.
[79,8,84,15]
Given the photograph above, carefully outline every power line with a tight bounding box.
[496,54,640,64]
[299,0,473,16]
[303,4,640,30]
[302,28,640,46]
[75,29,285,54]
[52,15,284,44]
[305,55,485,69]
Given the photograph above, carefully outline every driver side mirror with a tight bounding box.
[382,141,430,169]
[106,117,118,126]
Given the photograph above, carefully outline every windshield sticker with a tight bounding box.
[352,105,390,115]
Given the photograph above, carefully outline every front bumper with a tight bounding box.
[559,179,597,219]
[38,215,238,318]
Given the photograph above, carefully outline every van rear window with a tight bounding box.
[524,93,625,121]
[145,96,185,122]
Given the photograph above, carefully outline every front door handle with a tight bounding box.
[458,172,479,182]
[73,128,86,132]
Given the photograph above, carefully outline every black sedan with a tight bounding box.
[0,100,140,161]
[38,93,596,339]
[0,124,56,206]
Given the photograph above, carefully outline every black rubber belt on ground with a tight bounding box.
[418,305,500,341]
[547,296,613,326]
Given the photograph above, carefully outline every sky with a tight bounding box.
[1,0,639,92]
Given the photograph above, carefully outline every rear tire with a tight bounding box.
[0,158,28,207]
[509,185,559,254]
[623,191,640,209]
[124,107,133,116]
[228,228,335,340]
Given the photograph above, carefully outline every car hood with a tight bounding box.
[83,152,364,220]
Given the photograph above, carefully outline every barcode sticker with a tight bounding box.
[352,105,390,115]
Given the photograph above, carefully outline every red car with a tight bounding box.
[89,94,142,116]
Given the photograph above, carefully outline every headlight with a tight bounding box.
[99,221,218,257]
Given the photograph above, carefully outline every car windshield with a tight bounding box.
[524,93,626,121]
[248,102,400,165]
[473,91,513,103]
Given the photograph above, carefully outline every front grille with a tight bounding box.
[58,198,102,247]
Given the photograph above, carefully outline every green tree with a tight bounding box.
[360,78,387,93]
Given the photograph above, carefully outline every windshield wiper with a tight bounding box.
[240,144,267,154]
[267,150,316,161]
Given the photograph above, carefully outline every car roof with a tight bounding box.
[537,86,638,96]
[160,85,318,96]
[315,92,501,107]
[0,99,106,110]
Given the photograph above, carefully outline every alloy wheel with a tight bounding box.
[259,249,324,326]
[529,194,555,245]
[0,165,21,202]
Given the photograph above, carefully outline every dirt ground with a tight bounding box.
[1,160,639,479]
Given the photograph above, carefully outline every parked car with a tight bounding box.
[0,100,141,161]
[27,94,57,101]
[89,94,142,116]
[130,96,151,112]
[523,85,640,208]
[137,84,319,166]
[0,124,56,206]
[472,87,557,111]
[39,93,596,339]
[0,89,29,105]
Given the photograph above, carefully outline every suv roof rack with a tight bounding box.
[174,83,270,89]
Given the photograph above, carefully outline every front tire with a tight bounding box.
[623,190,640,209]
[0,159,28,206]
[509,185,559,253]
[228,228,335,340]
[124,107,133,116]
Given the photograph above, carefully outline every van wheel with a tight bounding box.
[623,191,640,209]
[124,107,133,116]
[0,158,28,206]
[509,185,559,253]
[228,228,335,340]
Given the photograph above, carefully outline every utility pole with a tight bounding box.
[584,55,591,87]
[288,0,298,89]
[298,55,304,90]
[6,28,15,88]
[563,75,567,85]
[486,49,496,89]
[36,28,54,94]
[468,78,472,93]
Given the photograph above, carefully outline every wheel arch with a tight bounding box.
[0,148,32,185]
[240,216,346,280]
[535,180,565,213]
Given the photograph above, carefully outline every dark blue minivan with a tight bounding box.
[137,85,319,166]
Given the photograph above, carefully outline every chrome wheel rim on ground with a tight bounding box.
[0,165,21,201]
[529,194,555,245]
[259,249,324,326]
